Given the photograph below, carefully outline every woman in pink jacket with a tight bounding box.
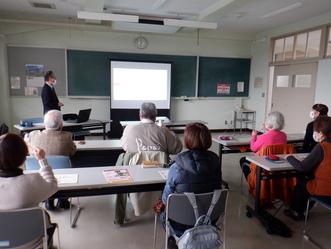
[240,111,287,179]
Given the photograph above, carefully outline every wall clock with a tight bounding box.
[134,36,148,49]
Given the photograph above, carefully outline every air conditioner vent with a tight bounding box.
[139,19,163,25]
[29,2,56,9]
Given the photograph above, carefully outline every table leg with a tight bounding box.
[70,198,82,228]
[102,123,106,140]
[218,144,229,189]
[246,166,292,237]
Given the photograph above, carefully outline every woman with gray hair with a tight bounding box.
[240,111,287,179]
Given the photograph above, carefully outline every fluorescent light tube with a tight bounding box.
[260,2,303,19]
[113,22,180,34]
[163,19,217,29]
[77,11,139,23]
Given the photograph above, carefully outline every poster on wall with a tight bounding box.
[26,64,45,87]
[25,87,38,96]
[10,76,21,89]
[217,84,230,95]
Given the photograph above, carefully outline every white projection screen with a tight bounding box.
[110,61,171,109]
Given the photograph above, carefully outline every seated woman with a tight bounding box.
[0,133,58,248]
[240,111,287,179]
[160,122,222,246]
[285,116,331,221]
[302,103,328,153]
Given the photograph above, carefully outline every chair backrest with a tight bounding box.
[0,123,8,136]
[25,156,71,170]
[0,207,47,249]
[20,118,44,125]
[255,143,296,156]
[166,189,229,226]
[128,151,170,165]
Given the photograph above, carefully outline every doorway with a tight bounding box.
[271,63,317,133]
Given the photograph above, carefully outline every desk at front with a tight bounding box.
[14,119,111,140]
[245,154,306,237]
[120,120,208,129]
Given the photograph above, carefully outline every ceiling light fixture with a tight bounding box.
[163,19,217,29]
[260,2,303,19]
[77,11,139,23]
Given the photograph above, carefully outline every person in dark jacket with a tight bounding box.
[302,103,328,152]
[41,71,64,114]
[160,123,222,246]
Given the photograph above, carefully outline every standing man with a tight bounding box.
[25,110,76,210]
[41,71,64,114]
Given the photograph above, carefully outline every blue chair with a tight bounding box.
[20,118,44,127]
[303,196,331,248]
[25,156,82,228]
[25,156,71,170]
[0,207,60,249]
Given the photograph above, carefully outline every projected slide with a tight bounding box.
[111,61,171,109]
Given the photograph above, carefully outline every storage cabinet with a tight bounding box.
[234,110,256,133]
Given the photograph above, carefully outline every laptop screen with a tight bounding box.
[77,109,91,123]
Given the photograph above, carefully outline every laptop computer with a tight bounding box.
[64,109,91,123]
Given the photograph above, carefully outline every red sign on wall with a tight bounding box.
[217,84,230,95]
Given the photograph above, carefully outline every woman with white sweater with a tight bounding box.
[0,133,58,248]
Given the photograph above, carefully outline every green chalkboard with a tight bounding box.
[67,50,197,97]
[198,57,250,97]
[67,50,111,96]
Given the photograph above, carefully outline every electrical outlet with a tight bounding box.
[225,120,227,125]
[230,120,233,125]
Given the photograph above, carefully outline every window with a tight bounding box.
[276,75,289,87]
[307,30,321,58]
[295,33,307,59]
[272,27,323,62]
[294,75,311,88]
[274,38,284,62]
[284,36,294,60]
[327,26,331,56]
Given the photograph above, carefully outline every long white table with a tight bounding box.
[71,140,124,167]
[14,119,111,140]
[212,133,304,189]
[26,165,168,227]
[75,139,122,151]
[245,154,306,237]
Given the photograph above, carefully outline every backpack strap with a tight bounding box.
[184,192,200,220]
[206,189,222,218]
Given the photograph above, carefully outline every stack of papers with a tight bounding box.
[103,169,133,183]
[55,174,78,184]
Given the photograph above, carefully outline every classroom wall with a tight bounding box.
[1,11,331,134]
[248,11,331,127]
[0,22,254,132]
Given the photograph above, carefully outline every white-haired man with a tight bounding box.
[26,110,76,210]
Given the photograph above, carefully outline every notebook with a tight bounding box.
[64,109,91,123]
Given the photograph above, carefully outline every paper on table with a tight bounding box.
[55,174,78,184]
[103,169,133,183]
[159,170,168,179]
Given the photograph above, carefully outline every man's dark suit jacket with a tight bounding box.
[41,83,60,114]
